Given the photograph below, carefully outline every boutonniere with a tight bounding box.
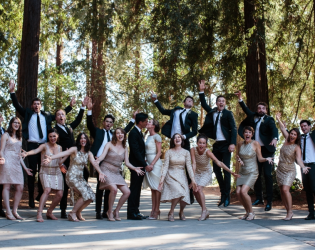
[65,124,73,133]
[110,129,115,134]
[261,119,264,123]
[220,113,223,118]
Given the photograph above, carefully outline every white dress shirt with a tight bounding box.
[254,115,265,146]
[28,113,47,143]
[96,129,112,157]
[57,123,68,133]
[301,133,315,163]
[213,111,226,141]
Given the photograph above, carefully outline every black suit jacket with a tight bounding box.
[198,93,237,145]
[0,127,6,141]
[154,101,198,139]
[238,100,278,153]
[128,127,146,167]
[10,93,72,141]
[87,114,134,156]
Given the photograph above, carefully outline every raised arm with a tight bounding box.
[124,149,145,176]
[235,91,255,116]
[9,80,26,117]
[198,80,213,113]
[86,98,97,138]
[151,92,172,116]
[276,112,288,139]
[43,147,77,164]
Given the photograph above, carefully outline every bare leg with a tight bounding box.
[151,190,156,217]
[281,185,293,218]
[38,188,51,213]
[236,186,247,213]
[12,184,23,214]
[170,198,180,214]
[179,200,187,220]
[107,185,118,214]
[76,199,93,221]
[47,190,63,220]
[240,185,255,220]
[114,185,130,218]
[2,184,12,216]
[197,187,206,211]
[193,191,202,207]
[153,190,161,213]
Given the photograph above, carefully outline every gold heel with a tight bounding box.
[168,213,174,222]
[68,212,79,222]
[5,212,16,221]
[36,211,44,222]
[199,210,210,221]
[246,213,255,221]
[12,212,24,220]
[107,212,115,222]
[113,210,121,221]
[179,212,186,221]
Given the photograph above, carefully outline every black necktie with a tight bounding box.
[255,117,261,129]
[106,130,110,142]
[179,109,186,131]
[213,111,221,140]
[303,134,307,161]
[0,127,2,135]
[63,124,70,134]
[37,113,43,139]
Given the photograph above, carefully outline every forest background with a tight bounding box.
[0,0,314,186]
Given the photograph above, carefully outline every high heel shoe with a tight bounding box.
[113,210,121,221]
[246,213,255,221]
[199,210,210,221]
[239,214,248,220]
[37,211,44,222]
[46,213,58,220]
[168,213,174,222]
[76,213,85,221]
[5,212,16,221]
[67,212,79,222]
[12,212,24,220]
[284,212,294,221]
[149,210,160,220]
[107,212,115,222]
[179,211,186,221]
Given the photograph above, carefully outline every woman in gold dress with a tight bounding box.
[276,113,310,220]
[236,126,274,221]
[158,133,198,222]
[43,133,106,222]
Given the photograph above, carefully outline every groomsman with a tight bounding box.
[235,91,278,211]
[300,120,315,220]
[9,80,74,208]
[86,99,136,219]
[0,113,5,217]
[54,97,88,218]
[198,80,237,207]
[151,92,198,203]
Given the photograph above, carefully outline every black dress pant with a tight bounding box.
[95,171,109,214]
[302,163,315,213]
[127,168,145,214]
[212,141,231,200]
[254,146,274,203]
[27,142,43,201]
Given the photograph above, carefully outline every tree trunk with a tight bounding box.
[17,0,41,108]
[244,0,269,112]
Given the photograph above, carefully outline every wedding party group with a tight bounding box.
[0,79,314,223]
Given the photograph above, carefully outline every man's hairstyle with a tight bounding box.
[287,128,301,147]
[104,114,115,123]
[170,133,185,148]
[136,113,148,124]
[300,120,311,126]
[256,102,268,109]
[31,97,42,105]
[183,96,194,103]
[55,109,66,117]
[243,126,255,135]
[216,95,226,102]
[111,128,127,148]
[76,132,91,153]
[197,133,208,144]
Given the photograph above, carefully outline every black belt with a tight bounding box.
[304,162,315,166]
[214,140,227,144]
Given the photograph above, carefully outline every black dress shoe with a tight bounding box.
[252,199,264,206]
[137,213,149,219]
[0,209,5,217]
[218,196,225,207]
[305,213,315,220]
[265,203,272,211]
[29,199,35,208]
[102,212,108,219]
[127,213,143,220]
[61,210,67,219]
[96,212,103,219]
[224,197,230,207]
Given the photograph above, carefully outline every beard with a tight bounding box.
[257,111,265,117]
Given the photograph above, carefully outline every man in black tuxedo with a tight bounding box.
[54,97,88,218]
[86,99,136,219]
[300,120,315,220]
[235,91,278,211]
[9,80,74,208]
[0,113,5,217]
[127,113,148,220]
[198,80,237,207]
[151,92,198,203]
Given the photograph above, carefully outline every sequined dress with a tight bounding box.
[99,149,126,189]
[39,143,63,190]
[193,147,212,187]
[236,141,259,190]
[276,144,297,186]
[0,133,23,184]
[160,148,195,204]
[66,151,95,203]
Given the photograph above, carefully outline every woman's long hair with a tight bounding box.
[7,117,22,140]
[170,133,185,148]
[287,128,301,147]
[111,128,127,148]
[76,132,90,152]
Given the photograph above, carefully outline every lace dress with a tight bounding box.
[0,133,23,184]
[143,134,163,190]
[39,143,63,190]
[276,144,297,186]
[193,147,212,187]
[160,148,195,205]
[236,141,259,190]
[99,149,126,189]
[66,151,95,203]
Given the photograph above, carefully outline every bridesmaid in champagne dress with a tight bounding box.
[22,128,64,222]
[143,119,162,220]
[275,113,309,220]
[236,126,274,221]
[97,128,144,221]
[0,117,32,220]
[158,134,198,222]
[43,132,106,222]
[191,134,239,221]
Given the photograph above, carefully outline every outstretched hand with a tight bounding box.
[302,166,311,174]
[70,97,76,107]
[269,139,277,147]
[266,157,274,165]
[231,172,241,178]
[81,96,89,107]
[59,163,67,174]
[145,165,153,172]
[275,112,281,121]
[21,149,27,159]
[25,168,33,176]
[134,167,145,176]
[42,155,52,165]
[133,109,140,119]
[236,155,244,166]
[198,80,206,92]
[234,90,242,100]
[151,91,157,102]
[98,172,106,182]
[9,79,15,93]
[87,98,94,110]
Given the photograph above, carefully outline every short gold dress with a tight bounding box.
[276,144,297,187]
[160,148,195,205]
[236,141,259,190]
[193,147,212,187]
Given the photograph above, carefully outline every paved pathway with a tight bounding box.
[0,181,314,249]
